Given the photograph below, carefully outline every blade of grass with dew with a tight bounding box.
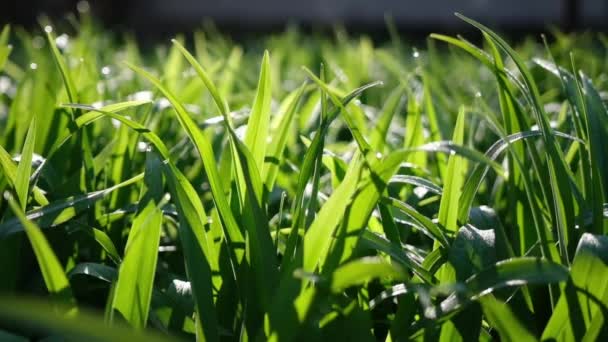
[14,118,36,211]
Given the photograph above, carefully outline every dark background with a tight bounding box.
[1,0,606,37]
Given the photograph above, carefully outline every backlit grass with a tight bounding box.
[0,12,607,341]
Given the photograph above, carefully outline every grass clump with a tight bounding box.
[1,12,608,341]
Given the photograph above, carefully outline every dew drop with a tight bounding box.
[30,62,38,70]
[101,66,111,76]
[55,34,69,50]
[44,25,53,34]
[412,49,420,58]
[137,141,150,152]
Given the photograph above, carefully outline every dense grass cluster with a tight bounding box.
[0,12,608,341]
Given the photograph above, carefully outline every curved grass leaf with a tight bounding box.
[542,233,608,341]
[360,230,434,284]
[330,257,406,293]
[7,197,75,306]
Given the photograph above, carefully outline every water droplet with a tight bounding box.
[30,62,38,70]
[0,77,12,94]
[412,49,420,58]
[44,26,53,34]
[101,66,111,76]
[55,34,69,50]
[376,152,383,159]
[111,118,121,128]
[137,141,150,152]
[475,91,482,98]
[77,1,90,13]
[3,191,11,200]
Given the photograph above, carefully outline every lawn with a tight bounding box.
[0,12,607,341]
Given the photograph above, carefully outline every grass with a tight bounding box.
[0,11,608,341]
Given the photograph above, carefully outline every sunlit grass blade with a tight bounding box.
[263,83,306,193]
[14,118,36,211]
[303,156,362,272]
[111,153,164,329]
[329,257,406,293]
[7,196,75,306]
[0,144,48,206]
[479,295,537,342]
[542,233,608,341]
[62,104,221,340]
[0,25,11,72]
[437,106,467,232]
[123,61,245,256]
[456,13,576,263]
[244,50,272,173]
[370,85,405,151]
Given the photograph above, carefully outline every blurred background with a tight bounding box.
[2,0,607,36]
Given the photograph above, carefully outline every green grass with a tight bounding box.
[0,12,608,341]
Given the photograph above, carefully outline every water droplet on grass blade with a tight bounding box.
[44,26,53,33]
[137,141,150,152]
[29,63,38,70]
[55,34,69,50]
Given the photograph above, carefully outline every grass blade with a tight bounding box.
[244,50,272,173]
[14,118,36,211]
